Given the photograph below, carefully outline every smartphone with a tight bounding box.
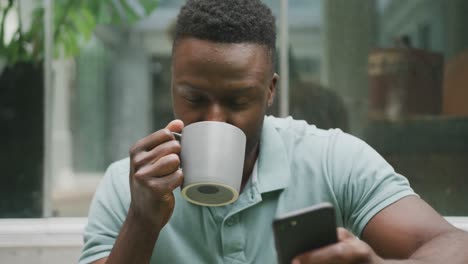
[272,202,338,264]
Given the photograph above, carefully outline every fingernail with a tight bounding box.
[291,258,300,264]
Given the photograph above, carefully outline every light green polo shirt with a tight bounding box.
[79,116,416,264]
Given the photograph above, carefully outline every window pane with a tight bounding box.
[51,2,187,216]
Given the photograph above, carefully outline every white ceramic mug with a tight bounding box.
[173,121,246,206]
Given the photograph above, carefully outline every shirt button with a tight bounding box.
[226,218,235,226]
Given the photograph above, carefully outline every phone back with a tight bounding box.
[273,204,337,264]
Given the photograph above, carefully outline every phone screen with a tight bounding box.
[272,203,338,264]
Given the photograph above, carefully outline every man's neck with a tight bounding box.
[240,143,259,192]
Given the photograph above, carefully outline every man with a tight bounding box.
[80,1,468,263]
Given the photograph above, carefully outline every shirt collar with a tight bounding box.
[256,116,291,193]
[251,159,258,184]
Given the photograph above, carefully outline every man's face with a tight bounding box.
[171,38,277,159]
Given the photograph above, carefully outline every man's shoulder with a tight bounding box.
[265,115,366,157]
[265,115,352,143]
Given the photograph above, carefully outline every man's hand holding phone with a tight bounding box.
[273,203,384,264]
[291,228,383,264]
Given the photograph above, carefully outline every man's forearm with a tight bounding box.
[105,208,161,264]
[384,230,468,264]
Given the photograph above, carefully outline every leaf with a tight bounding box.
[84,0,101,14]
[71,8,96,40]
[137,0,158,16]
[96,0,125,25]
[65,30,79,56]
[55,25,78,57]
[2,0,159,62]
[120,0,158,20]
[94,2,114,25]
[116,0,140,23]
[109,3,125,24]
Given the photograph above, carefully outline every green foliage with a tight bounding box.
[0,0,158,65]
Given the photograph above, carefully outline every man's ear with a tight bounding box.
[267,73,279,107]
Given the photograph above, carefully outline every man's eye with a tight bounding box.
[230,98,250,108]
[185,95,204,103]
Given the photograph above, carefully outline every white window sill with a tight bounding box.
[0,217,466,263]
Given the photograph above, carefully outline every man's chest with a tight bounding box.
[150,188,280,263]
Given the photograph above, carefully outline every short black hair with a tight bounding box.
[173,0,276,62]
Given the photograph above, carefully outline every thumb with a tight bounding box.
[166,119,184,133]
[337,227,355,241]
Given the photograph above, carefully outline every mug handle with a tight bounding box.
[172,132,183,169]
[172,132,182,141]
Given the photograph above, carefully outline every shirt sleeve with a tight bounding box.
[79,160,130,264]
[328,131,417,238]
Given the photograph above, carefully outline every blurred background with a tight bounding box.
[0,0,467,224]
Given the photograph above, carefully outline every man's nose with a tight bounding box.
[204,103,228,122]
